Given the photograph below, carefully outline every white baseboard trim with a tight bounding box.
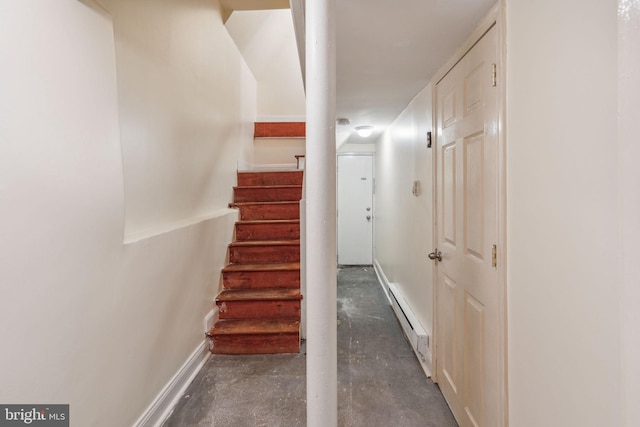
[204,307,220,334]
[133,340,211,427]
[373,259,432,378]
[373,259,392,305]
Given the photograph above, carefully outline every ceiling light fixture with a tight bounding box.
[355,126,373,137]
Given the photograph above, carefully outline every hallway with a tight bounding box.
[163,266,457,426]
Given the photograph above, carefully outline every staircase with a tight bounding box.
[207,170,303,354]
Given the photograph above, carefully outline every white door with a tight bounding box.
[337,154,374,265]
[435,25,501,427]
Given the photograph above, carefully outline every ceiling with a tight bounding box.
[332,0,497,144]
[225,0,497,145]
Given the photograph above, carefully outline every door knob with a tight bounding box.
[428,249,442,262]
[366,207,371,211]
[366,215,371,221]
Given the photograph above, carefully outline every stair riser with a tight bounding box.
[217,300,301,319]
[222,270,300,289]
[234,187,302,203]
[211,334,300,354]
[229,246,300,264]
[235,223,299,241]
[237,171,303,186]
[237,204,300,221]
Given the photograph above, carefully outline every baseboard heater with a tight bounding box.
[388,283,430,365]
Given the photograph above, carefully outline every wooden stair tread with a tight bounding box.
[210,318,300,335]
[222,262,300,273]
[217,288,302,302]
[238,170,301,174]
[230,201,299,207]
[229,240,300,247]
[233,185,302,189]
[236,219,299,225]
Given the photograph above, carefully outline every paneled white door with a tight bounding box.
[435,25,500,427]
[337,154,373,265]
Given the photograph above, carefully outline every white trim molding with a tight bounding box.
[289,0,306,87]
[373,259,392,304]
[133,341,211,427]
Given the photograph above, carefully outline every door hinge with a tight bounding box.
[491,63,497,87]
[492,244,497,268]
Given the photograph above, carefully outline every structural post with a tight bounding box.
[305,0,337,425]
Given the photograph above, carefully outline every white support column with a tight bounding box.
[305,0,337,425]
[619,3,640,424]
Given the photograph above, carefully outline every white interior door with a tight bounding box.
[435,25,501,427]
[337,154,373,265]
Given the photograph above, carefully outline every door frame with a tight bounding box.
[430,3,508,426]
[336,152,375,265]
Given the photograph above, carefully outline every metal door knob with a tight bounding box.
[428,249,442,262]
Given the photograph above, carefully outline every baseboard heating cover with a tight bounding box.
[387,282,432,370]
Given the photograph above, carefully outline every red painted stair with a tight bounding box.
[221,262,301,290]
[216,288,302,319]
[229,240,301,264]
[207,170,303,354]
[229,201,300,221]
[235,220,300,241]
[210,319,300,355]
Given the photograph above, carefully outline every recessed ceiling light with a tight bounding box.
[355,126,373,137]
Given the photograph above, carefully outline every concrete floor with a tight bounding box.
[163,266,457,427]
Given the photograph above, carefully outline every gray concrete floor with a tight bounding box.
[163,266,457,427]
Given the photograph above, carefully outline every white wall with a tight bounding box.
[506,1,623,426]
[225,9,306,169]
[99,0,255,240]
[254,138,305,165]
[225,9,306,120]
[337,142,377,153]
[0,1,254,426]
[374,85,433,364]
